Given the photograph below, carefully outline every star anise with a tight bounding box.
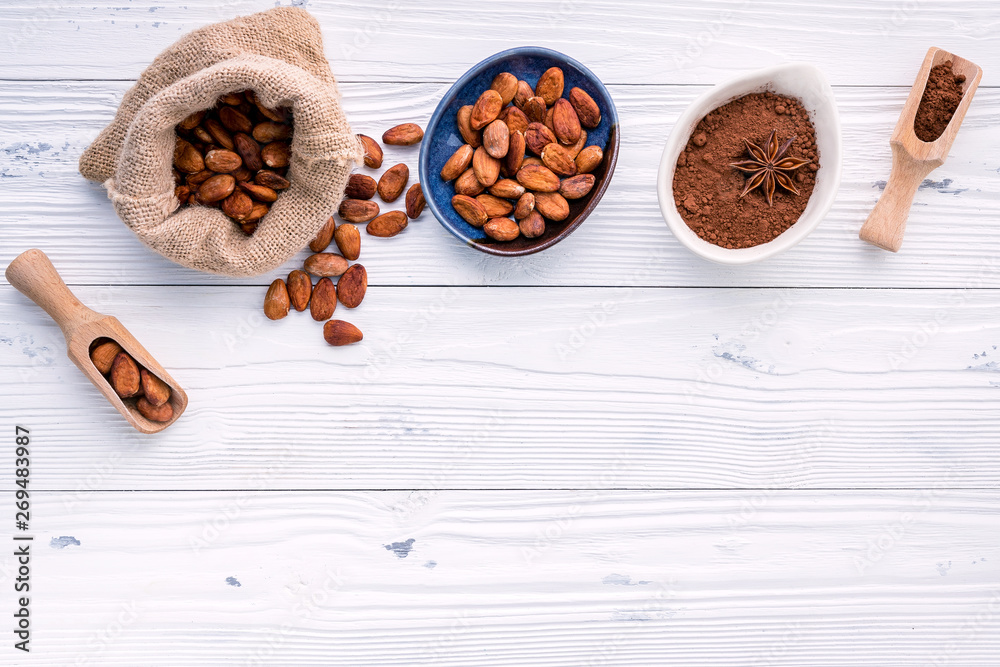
[730,130,811,206]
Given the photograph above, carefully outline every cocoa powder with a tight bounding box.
[913,60,966,142]
[672,92,819,249]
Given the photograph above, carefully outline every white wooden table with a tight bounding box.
[2,2,999,664]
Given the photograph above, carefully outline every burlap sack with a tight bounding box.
[79,7,363,277]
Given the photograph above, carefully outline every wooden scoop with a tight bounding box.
[859,47,982,252]
[5,249,187,434]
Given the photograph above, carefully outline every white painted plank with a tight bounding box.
[4,285,1000,490]
[0,0,997,86]
[8,490,1000,665]
[2,3,998,663]
[1,81,999,288]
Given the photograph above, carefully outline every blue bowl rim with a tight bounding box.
[418,45,621,257]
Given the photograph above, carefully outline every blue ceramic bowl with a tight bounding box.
[419,46,620,256]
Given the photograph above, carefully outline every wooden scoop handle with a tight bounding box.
[5,249,104,340]
[858,143,938,252]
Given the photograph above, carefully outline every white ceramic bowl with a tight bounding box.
[657,63,842,264]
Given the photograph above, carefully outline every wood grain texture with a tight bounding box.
[10,490,1000,665]
[4,285,1000,490]
[2,3,999,663]
[0,0,998,86]
[1,81,999,288]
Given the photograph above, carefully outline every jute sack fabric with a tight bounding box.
[79,7,362,277]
